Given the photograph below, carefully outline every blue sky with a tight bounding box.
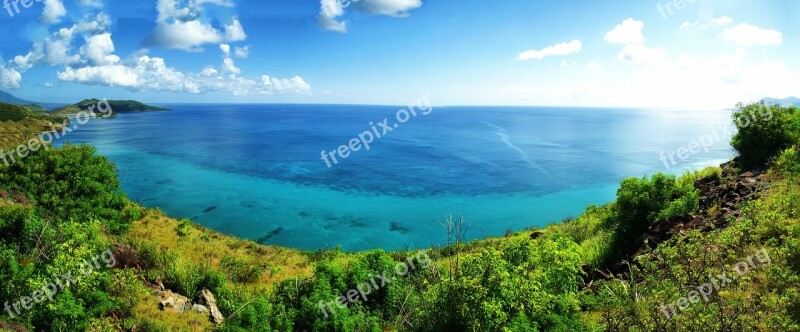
[0,0,797,108]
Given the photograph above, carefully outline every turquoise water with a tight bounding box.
[56,105,735,251]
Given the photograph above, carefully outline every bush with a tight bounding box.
[774,146,800,177]
[731,103,800,169]
[0,144,130,233]
[605,173,699,262]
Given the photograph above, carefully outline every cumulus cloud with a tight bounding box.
[0,66,22,89]
[5,3,310,96]
[605,18,645,44]
[10,13,111,73]
[722,23,782,47]
[42,0,67,24]
[261,75,312,94]
[145,0,246,51]
[80,33,120,65]
[234,45,249,58]
[517,39,582,60]
[605,18,666,65]
[318,0,348,33]
[318,0,423,33]
[56,54,310,95]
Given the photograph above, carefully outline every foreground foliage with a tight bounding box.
[1,103,799,331]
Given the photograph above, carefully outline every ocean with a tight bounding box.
[55,104,736,251]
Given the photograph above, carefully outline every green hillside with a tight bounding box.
[1,103,799,331]
[52,99,169,118]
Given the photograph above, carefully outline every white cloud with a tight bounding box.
[77,0,104,7]
[605,18,644,44]
[266,75,312,94]
[318,0,348,33]
[681,16,734,29]
[317,0,423,33]
[6,4,310,97]
[221,57,240,75]
[42,0,67,24]
[145,0,246,51]
[617,44,666,64]
[9,13,111,74]
[234,45,249,58]
[517,39,582,61]
[80,33,119,65]
[224,17,246,41]
[605,18,665,65]
[505,49,800,109]
[56,54,310,96]
[352,0,422,17]
[0,66,22,89]
[722,23,782,47]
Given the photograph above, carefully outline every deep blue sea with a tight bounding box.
[56,105,735,251]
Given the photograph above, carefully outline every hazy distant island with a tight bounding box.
[762,96,800,107]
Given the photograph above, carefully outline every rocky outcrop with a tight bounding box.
[197,289,225,325]
[111,244,148,270]
[158,290,192,314]
[582,159,770,285]
[154,287,224,325]
[644,159,767,249]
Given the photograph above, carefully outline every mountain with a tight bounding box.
[52,99,170,118]
[762,96,800,107]
[0,90,65,110]
[0,90,36,105]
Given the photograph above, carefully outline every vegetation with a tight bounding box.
[0,103,63,123]
[731,103,800,169]
[51,99,169,118]
[1,102,800,331]
[0,103,65,149]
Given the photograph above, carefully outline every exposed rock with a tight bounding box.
[197,289,224,325]
[193,304,209,314]
[530,231,544,240]
[111,243,148,270]
[592,159,771,285]
[153,276,165,292]
[158,290,192,314]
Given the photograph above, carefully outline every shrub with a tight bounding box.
[774,146,800,177]
[605,173,699,262]
[731,103,800,169]
[0,145,129,233]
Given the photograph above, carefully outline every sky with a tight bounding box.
[0,0,797,108]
